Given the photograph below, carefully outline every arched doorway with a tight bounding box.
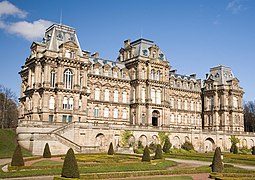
[204,137,215,152]
[152,110,159,126]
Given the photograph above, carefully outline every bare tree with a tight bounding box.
[243,101,255,132]
[0,85,18,129]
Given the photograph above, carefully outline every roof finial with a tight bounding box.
[60,8,63,24]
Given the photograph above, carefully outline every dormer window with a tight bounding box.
[159,53,164,59]
[152,51,156,58]
[215,73,220,78]
[70,36,75,42]
[57,33,63,40]
[143,49,148,56]
[70,50,75,59]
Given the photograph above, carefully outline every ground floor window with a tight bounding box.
[62,115,67,123]
[68,116,72,123]
[49,115,53,124]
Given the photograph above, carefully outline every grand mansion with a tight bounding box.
[17,24,251,155]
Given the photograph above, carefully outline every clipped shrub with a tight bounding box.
[43,143,51,158]
[252,146,255,155]
[61,148,80,178]
[137,140,144,150]
[181,141,194,151]
[108,142,114,155]
[141,146,151,162]
[233,145,238,154]
[163,137,172,153]
[149,142,157,153]
[134,148,144,154]
[11,144,24,166]
[154,144,163,159]
[211,147,223,173]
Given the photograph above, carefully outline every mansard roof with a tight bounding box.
[129,38,167,61]
[206,64,235,85]
[89,58,126,69]
[41,24,82,56]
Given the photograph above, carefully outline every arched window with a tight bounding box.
[49,96,55,110]
[103,107,109,117]
[184,100,188,110]
[141,69,145,79]
[94,107,99,117]
[114,90,118,102]
[95,88,100,100]
[113,108,118,118]
[184,116,188,124]
[122,91,127,103]
[113,71,118,78]
[171,114,175,123]
[122,109,128,119]
[156,89,161,104]
[63,96,68,109]
[151,89,156,104]
[94,68,99,75]
[190,101,194,111]
[233,97,238,108]
[64,69,73,89]
[104,89,109,101]
[141,88,145,103]
[156,70,160,81]
[177,99,181,109]
[50,70,56,88]
[68,97,73,110]
[151,70,155,80]
[177,114,181,123]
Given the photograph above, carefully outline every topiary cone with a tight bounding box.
[211,147,223,173]
[142,145,151,162]
[163,137,171,153]
[108,142,114,155]
[11,144,24,166]
[154,144,163,159]
[61,148,80,178]
[43,143,51,158]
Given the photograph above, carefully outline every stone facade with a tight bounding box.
[17,24,254,155]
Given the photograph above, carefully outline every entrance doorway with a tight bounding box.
[152,110,159,126]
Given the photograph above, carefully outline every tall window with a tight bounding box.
[68,115,72,123]
[64,69,73,89]
[78,99,82,110]
[190,101,194,111]
[196,102,200,111]
[95,88,100,100]
[170,98,174,108]
[104,89,109,101]
[63,96,68,109]
[94,68,99,75]
[104,69,108,76]
[79,74,83,90]
[141,69,145,79]
[156,70,160,81]
[113,71,118,78]
[151,89,155,103]
[184,100,188,110]
[49,96,55,110]
[191,116,195,124]
[177,114,181,123]
[94,107,99,117]
[50,70,56,88]
[114,90,118,102]
[122,91,127,103]
[151,70,155,80]
[171,114,175,123]
[113,108,118,118]
[141,88,145,103]
[233,97,238,108]
[184,116,188,124]
[103,107,109,117]
[122,109,127,119]
[68,97,73,110]
[178,99,181,109]
[49,115,53,123]
[156,89,161,104]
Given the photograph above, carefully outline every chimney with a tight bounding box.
[170,69,177,74]
[91,52,99,58]
[190,74,196,79]
[124,39,130,48]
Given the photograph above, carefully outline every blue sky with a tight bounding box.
[0,0,255,101]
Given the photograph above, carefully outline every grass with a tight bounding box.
[126,177,193,180]
[0,128,31,158]
[31,160,62,166]
[165,150,255,166]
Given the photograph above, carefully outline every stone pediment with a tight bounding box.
[59,41,79,49]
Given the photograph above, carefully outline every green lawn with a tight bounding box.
[127,177,193,180]
[165,151,255,166]
[0,128,31,158]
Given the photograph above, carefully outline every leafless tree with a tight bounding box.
[244,101,255,132]
[0,85,18,128]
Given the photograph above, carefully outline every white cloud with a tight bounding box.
[0,20,6,28]
[0,1,27,18]
[226,0,246,14]
[6,19,53,41]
